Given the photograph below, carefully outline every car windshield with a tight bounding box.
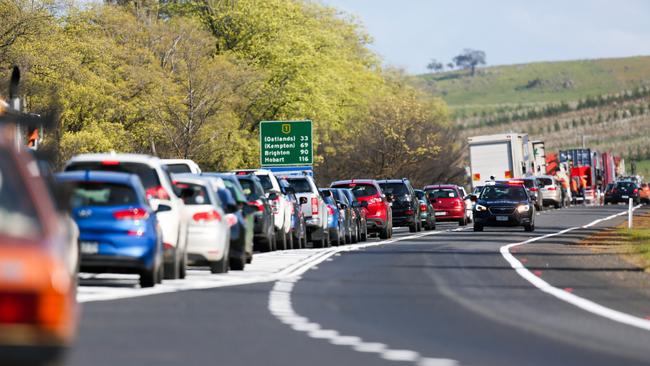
[176,182,211,205]
[537,178,553,187]
[66,162,161,190]
[256,174,273,191]
[70,182,138,207]
[165,163,191,174]
[379,183,409,197]
[0,152,42,239]
[332,183,378,198]
[480,185,528,201]
[426,188,458,198]
[286,178,313,193]
[222,180,246,202]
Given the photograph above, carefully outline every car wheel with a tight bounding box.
[287,231,294,250]
[473,224,483,232]
[179,251,187,279]
[140,266,156,288]
[524,223,535,232]
[275,230,287,250]
[379,226,390,239]
[246,254,253,264]
[163,248,180,280]
[554,202,561,209]
[458,217,467,226]
[230,255,246,271]
[210,256,229,274]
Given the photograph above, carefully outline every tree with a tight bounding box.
[452,48,486,76]
[426,59,443,73]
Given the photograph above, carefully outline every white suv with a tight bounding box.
[284,175,329,247]
[161,159,202,174]
[232,169,292,250]
[65,153,189,279]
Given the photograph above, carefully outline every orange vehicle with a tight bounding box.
[0,133,78,364]
[640,183,650,204]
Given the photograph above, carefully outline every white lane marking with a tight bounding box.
[78,225,463,303]
[500,205,650,332]
[268,231,461,366]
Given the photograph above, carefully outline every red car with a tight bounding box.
[423,185,468,226]
[330,179,393,239]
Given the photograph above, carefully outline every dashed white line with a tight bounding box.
[500,205,650,332]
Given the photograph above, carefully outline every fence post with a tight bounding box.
[628,198,633,229]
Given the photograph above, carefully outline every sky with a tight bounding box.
[320,0,650,74]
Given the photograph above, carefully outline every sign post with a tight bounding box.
[260,120,313,167]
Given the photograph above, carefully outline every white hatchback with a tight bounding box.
[173,176,230,274]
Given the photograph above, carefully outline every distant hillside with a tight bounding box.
[416,56,650,109]
[414,56,650,163]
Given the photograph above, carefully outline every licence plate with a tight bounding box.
[435,212,446,216]
[622,195,629,199]
[496,216,509,222]
[80,241,99,254]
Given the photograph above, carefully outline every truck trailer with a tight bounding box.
[468,133,531,188]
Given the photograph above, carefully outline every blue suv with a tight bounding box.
[56,171,163,287]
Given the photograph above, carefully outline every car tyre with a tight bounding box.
[473,224,483,232]
[140,266,156,288]
[458,217,467,226]
[210,257,229,274]
[286,231,294,250]
[379,226,390,239]
[276,230,287,250]
[163,248,180,280]
[524,223,535,232]
[179,251,187,279]
[230,255,246,271]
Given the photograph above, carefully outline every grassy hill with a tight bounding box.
[416,56,650,109]
[415,56,650,166]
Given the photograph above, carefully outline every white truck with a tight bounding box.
[468,133,532,189]
[530,140,547,176]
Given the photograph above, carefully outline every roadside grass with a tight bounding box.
[580,210,650,271]
[626,159,650,180]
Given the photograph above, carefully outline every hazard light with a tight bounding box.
[472,173,481,181]
[504,171,513,179]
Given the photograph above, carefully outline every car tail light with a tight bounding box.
[529,187,538,192]
[634,188,639,194]
[146,186,171,200]
[504,171,512,179]
[405,209,414,215]
[113,208,149,220]
[508,180,524,185]
[193,210,221,222]
[163,242,174,250]
[327,205,335,215]
[0,293,38,324]
[311,197,319,214]
[420,203,427,211]
[547,187,556,191]
[127,229,144,236]
[250,200,265,212]
[226,213,238,227]
[101,160,120,166]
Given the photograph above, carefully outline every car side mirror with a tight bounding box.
[227,203,239,214]
[385,193,393,202]
[149,198,161,212]
[466,195,478,202]
[338,203,347,209]
[268,192,278,200]
[157,203,172,213]
[299,197,308,205]
[321,190,332,198]
[243,203,257,215]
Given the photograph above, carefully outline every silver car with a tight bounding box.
[536,175,563,208]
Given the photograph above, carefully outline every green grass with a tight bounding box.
[415,56,650,109]
[626,159,650,179]
[620,228,650,270]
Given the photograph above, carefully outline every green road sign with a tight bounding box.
[260,120,313,166]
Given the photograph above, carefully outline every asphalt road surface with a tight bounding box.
[67,205,650,366]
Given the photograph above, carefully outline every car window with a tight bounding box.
[414,190,425,200]
[286,178,313,193]
[522,180,535,189]
[480,186,528,201]
[617,182,636,190]
[426,188,458,198]
[324,196,336,205]
[71,182,138,207]
[332,184,378,198]
[165,164,191,174]
[223,180,247,203]
[0,152,42,239]
[175,182,211,205]
[66,162,161,190]
[379,183,409,197]
[537,178,553,186]
[256,174,274,191]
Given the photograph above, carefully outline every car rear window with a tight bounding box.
[70,182,138,207]
[256,174,273,192]
[379,183,409,197]
[426,188,458,198]
[522,180,535,189]
[164,163,191,174]
[222,180,246,203]
[286,178,313,193]
[537,178,553,187]
[0,152,42,239]
[66,162,161,190]
[617,182,636,190]
[332,184,378,198]
[480,186,528,201]
[176,182,211,205]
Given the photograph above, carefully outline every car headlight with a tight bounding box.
[475,204,487,212]
[517,204,530,213]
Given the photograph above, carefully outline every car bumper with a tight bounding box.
[366,218,388,232]
[474,212,533,226]
[80,255,148,273]
[392,215,415,227]
[433,208,465,221]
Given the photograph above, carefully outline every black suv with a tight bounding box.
[377,179,421,232]
[472,182,535,232]
[604,181,640,205]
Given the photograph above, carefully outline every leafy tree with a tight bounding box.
[426,59,444,73]
[453,48,486,76]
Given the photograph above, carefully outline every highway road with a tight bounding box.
[67,205,650,366]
